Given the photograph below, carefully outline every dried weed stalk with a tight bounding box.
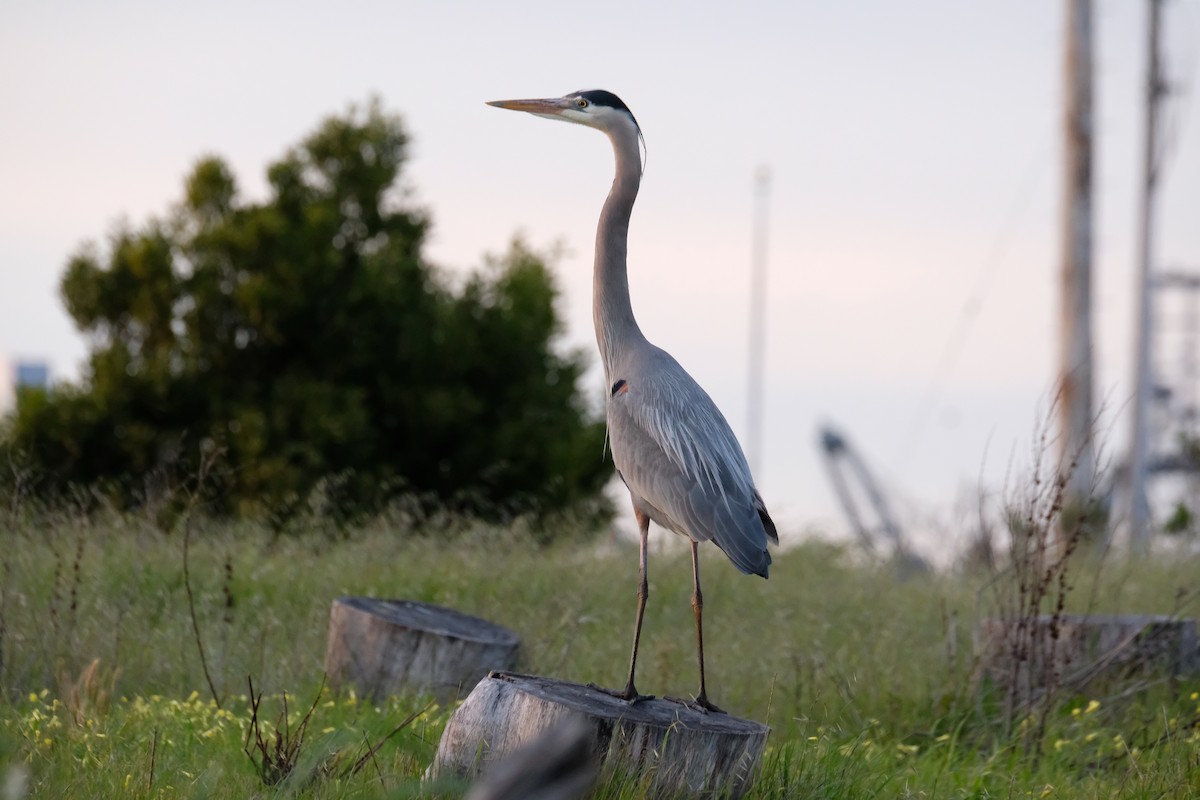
[181,442,226,709]
[57,657,120,727]
[975,412,1100,759]
[243,674,325,786]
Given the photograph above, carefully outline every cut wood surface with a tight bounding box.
[324,597,520,702]
[975,614,1199,698]
[429,671,769,799]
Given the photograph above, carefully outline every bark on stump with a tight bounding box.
[324,597,520,702]
[975,614,1199,701]
[428,672,769,799]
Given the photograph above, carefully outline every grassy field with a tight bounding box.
[2,506,1199,798]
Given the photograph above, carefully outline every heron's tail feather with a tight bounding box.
[712,515,773,579]
[755,491,779,546]
[717,538,771,578]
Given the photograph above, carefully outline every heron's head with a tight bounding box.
[487,89,641,138]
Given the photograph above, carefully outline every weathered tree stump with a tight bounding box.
[975,614,1199,700]
[324,597,520,702]
[428,672,769,799]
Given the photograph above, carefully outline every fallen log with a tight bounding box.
[428,671,769,799]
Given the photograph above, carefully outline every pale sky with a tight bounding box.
[2,1,1198,551]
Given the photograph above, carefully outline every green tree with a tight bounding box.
[3,99,611,523]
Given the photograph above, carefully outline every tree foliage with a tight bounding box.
[3,99,611,522]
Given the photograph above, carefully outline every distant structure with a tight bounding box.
[1126,0,1196,546]
[0,356,50,415]
[817,424,927,571]
[1135,271,1200,525]
[15,361,49,391]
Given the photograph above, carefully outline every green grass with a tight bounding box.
[2,509,1200,798]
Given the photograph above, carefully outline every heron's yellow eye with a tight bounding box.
[576,98,589,109]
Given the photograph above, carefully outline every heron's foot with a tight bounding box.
[587,682,654,705]
[666,693,725,715]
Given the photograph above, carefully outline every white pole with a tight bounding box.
[747,166,771,478]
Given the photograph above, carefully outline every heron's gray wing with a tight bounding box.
[608,355,775,577]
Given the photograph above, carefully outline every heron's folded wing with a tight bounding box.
[608,362,772,576]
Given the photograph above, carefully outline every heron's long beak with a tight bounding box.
[486,97,572,118]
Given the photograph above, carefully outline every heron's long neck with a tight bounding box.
[594,124,645,381]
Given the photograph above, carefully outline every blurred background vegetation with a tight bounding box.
[0,100,611,526]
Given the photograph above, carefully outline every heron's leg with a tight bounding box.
[621,508,652,700]
[590,508,653,704]
[624,510,652,695]
[689,540,723,714]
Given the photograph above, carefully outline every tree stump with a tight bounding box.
[975,614,1199,701]
[324,597,520,702]
[428,672,769,799]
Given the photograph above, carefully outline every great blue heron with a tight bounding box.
[488,90,777,713]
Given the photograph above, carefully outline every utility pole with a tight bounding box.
[1128,0,1167,550]
[747,166,771,478]
[1059,0,1096,510]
